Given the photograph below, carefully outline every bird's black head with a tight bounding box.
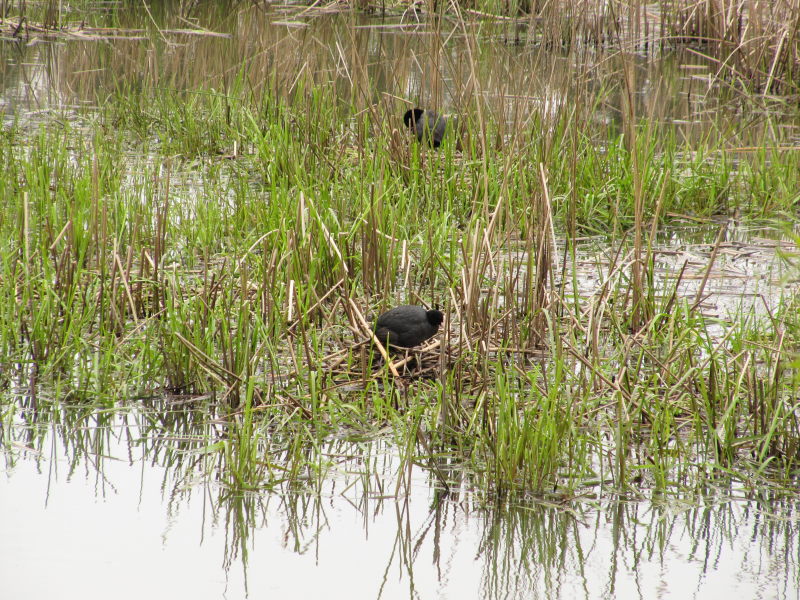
[426,308,444,328]
[403,108,424,130]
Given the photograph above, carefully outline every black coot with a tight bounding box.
[403,108,446,148]
[373,305,444,349]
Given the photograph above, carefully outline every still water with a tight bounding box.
[1,407,797,599]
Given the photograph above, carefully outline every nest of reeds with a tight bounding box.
[322,337,449,385]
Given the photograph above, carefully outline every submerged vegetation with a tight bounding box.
[1,0,799,515]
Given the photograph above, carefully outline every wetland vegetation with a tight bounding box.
[1,0,800,597]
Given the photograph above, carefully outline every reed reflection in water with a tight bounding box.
[1,405,797,600]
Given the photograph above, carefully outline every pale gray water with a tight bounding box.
[1,409,798,599]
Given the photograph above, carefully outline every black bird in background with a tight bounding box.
[373,305,444,349]
[403,108,446,148]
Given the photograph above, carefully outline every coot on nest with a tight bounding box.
[373,305,444,349]
[403,108,446,148]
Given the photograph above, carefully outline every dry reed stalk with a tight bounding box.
[692,223,728,309]
[527,163,554,349]
[287,278,344,332]
[175,331,239,387]
[346,298,401,378]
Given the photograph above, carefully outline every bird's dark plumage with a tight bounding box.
[373,305,444,348]
[403,108,446,148]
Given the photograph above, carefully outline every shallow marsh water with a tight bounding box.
[2,4,796,148]
[2,4,800,599]
[569,223,800,337]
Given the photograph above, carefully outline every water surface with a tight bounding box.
[2,407,798,599]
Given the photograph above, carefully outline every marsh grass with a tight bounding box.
[1,0,800,505]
